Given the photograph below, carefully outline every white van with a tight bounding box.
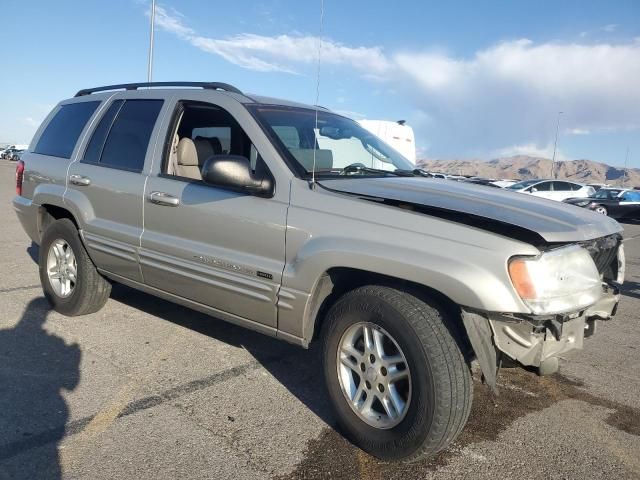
[359,120,416,164]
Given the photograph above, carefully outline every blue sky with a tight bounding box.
[1,0,639,166]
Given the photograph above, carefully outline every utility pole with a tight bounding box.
[551,111,563,178]
[624,147,630,187]
[147,0,156,82]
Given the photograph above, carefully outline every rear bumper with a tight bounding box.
[13,196,40,243]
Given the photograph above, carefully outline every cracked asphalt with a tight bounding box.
[0,159,638,479]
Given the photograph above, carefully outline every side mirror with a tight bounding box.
[201,155,274,198]
[529,187,538,193]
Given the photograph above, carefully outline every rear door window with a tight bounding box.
[83,99,163,172]
[552,181,573,191]
[621,191,640,202]
[34,101,100,158]
[83,100,124,164]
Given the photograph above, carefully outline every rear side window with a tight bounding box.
[552,181,573,191]
[83,99,163,172]
[34,101,100,158]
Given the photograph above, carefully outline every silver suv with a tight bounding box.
[13,82,624,462]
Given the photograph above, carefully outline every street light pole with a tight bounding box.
[624,147,630,187]
[147,0,156,83]
[551,111,563,179]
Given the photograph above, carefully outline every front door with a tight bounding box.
[140,99,288,328]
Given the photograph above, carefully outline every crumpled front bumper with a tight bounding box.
[462,283,620,390]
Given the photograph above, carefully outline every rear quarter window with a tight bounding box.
[34,101,100,158]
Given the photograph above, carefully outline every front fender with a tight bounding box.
[278,235,532,343]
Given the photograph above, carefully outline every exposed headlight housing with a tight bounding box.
[617,243,625,284]
[508,245,602,315]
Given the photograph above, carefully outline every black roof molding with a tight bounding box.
[75,82,243,97]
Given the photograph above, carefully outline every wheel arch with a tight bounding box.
[303,267,471,357]
[37,203,80,242]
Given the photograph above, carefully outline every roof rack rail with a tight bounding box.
[75,82,243,97]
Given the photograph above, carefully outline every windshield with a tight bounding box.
[507,179,540,190]
[594,189,621,199]
[252,106,414,176]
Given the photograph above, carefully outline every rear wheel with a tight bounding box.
[322,285,472,462]
[39,218,111,316]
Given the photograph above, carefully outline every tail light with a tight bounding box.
[16,160,25,196]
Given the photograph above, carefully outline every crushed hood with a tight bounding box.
[319,177,623,244]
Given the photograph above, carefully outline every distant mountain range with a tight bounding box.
[417,156,639,186]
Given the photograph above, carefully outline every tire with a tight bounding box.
[594,205,608,215]
[39,218,111,316]
[322,285,472,462]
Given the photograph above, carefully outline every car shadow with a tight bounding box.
[0,297,81,480]
[109,284,337,427]
[26,241,39,264]
[619,279,640,300]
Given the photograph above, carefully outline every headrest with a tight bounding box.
[194,136,215,161]
[177,138,199,166]
[209,137,223,154]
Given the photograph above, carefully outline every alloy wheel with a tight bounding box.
[336,322,412,429]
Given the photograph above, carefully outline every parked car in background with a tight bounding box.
[492,179,518,188]
[587,183,612,192]
[9,149,25,161]
[458,177,502,188]
[564,188,640,219]
[2,148,19,160]
[507,179,595,201]
[1,145,28,159]
[0,146,15,159]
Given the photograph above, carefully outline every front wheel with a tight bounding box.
[322,285,472,462]
[594,205,608,215]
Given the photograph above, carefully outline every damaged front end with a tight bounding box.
[462,235,624,392]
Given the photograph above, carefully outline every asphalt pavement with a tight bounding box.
[0,159,638,480]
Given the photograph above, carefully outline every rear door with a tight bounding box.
[617,191,640,218]
[550,181,576,201]
[66,95,167,281]
[140,94,290,329]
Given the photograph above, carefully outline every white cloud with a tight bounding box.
[391,39,640,154]
[494,143,567,161]
[567,128,590,135]
[152,5,640,158]
[602,24,618,33]
[153,6,389,74]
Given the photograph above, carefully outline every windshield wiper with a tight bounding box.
[340,163,416,177]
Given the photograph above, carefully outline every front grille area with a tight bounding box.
[583,234,621,280]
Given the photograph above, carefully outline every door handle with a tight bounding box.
[69,174,91,186]
[148,191,180,207]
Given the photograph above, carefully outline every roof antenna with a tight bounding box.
[309,0,324,189]
[147,0,156,82]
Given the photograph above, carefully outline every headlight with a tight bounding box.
[574,200,590,207]
[508,245,602,315]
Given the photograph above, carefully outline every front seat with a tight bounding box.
[176,138,202,180]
